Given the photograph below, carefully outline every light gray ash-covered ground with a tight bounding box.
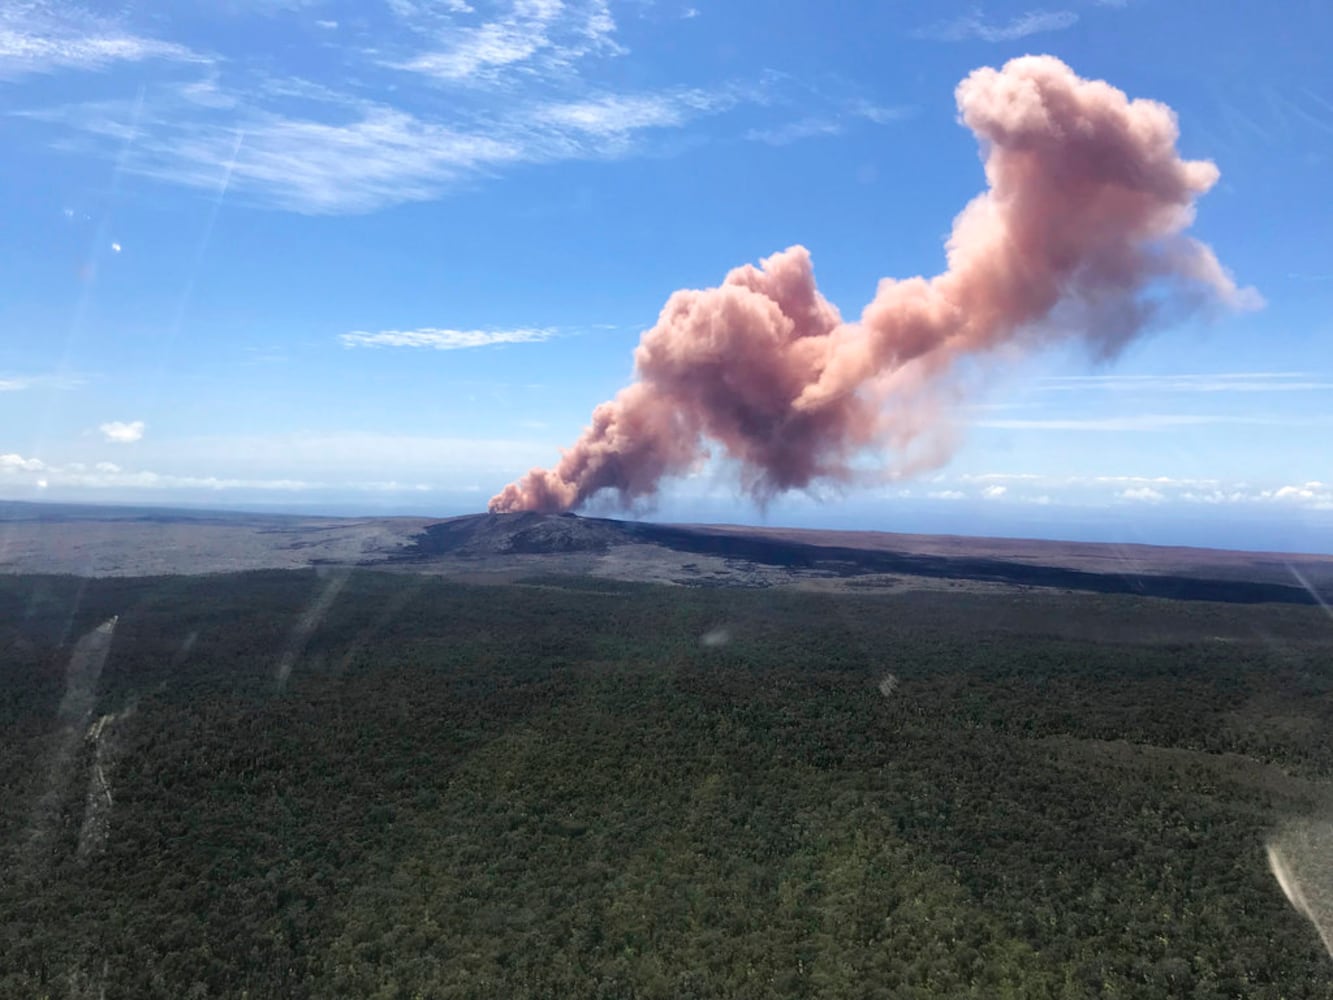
[0,502,430,577]
[3,501,1332,605]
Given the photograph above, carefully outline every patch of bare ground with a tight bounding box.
[22,617,116,871]
[684,522,1333,590]
[0,515,429,576]
[77,709,131,862]
[4,506,1331,611]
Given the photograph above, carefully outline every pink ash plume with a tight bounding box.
[490,56,1257,514]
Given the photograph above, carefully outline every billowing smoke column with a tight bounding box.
[490,56,1257,514]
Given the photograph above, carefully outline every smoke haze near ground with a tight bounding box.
[490,55,1258,515]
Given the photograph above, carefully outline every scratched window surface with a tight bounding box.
[2,2,1332,997]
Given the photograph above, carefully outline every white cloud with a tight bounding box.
[3,0,925,216]
[961,472,1044,483]
[397,25,547,81]
[339,327,556,350]
[536,92,703,135]
[24,80,748,213]
[745,116,843,146]
[216,0,329,12]
[1269,483,1333,505]
[965,477,1221,493]
[389,0,622,84]
[1175,483,1333,510]
[0,432,557,498]
[928,489,965,501]
[1,453,47,472]
[955,472,1333,512]
[981,485,1007,499]
[1109,480,1209,498]
[114,103,525,215]
[0,450,432,494]
[388,0,475,17]
[852,101,913,125]
[913,9,1078,43]
[0,372,84,392]
[1179,490,1250,505]
[99,420,146,443]
[965,472,1220,490]
[745,101,912,147]
[314,19,338,30]
[0,2,201,79]
[1118,486,1165,502]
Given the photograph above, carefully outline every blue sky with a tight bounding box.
[2,0,1331,551]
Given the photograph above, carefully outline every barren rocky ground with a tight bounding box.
[2,501,1331,604]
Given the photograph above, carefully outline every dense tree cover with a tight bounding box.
[1,570,1331,998]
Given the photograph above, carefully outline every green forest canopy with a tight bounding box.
[2,570,1332,999]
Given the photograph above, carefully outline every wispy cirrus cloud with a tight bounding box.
[388,0,476,18]
[386,0,622,84]
[0,1,201,79]
[1038,372,1333,393]
[535,90,717,136]
[744,101,912,147]
[0,372,85,392]
[25,93,528,214]
[10,1,901,213]
[339,327,557,350]
[745,117,843,146]
[912,8,1078,43]
[19,59,750,214]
